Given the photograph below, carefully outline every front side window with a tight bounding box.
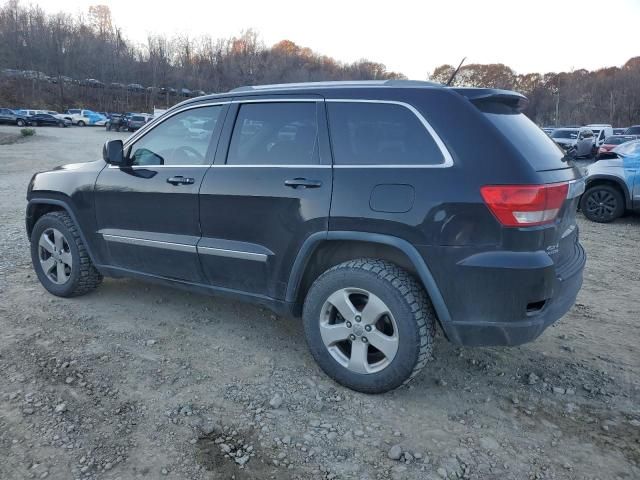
[226,102,318,165]
[129,106,222,166]
[327,102,444,165]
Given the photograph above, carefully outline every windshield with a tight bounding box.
[625,126,640,135]
[551,129,579,139]
[132,116,145,121]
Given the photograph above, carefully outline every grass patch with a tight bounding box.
[20,128,36,137]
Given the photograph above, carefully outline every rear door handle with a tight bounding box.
[284,178,322,189]
[167,176,195,185]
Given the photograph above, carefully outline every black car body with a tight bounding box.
[29,113,70,127]
[26,80,586,392]
[0,108,31,126]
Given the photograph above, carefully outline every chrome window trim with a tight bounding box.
[106,164,210,169]
[214,164,330,168]
[231,98,323,103]
[197,246,268,262]
[103,234,196,253]
[325,99,454,168]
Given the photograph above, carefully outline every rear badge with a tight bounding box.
[546,244,559,256]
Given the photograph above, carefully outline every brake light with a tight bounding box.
[480,183,569,227]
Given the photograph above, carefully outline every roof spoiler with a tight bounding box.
[452,88,529,112]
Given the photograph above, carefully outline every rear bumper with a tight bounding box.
[425,242,586,347]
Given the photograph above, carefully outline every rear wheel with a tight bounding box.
[303,259,435,393]
[77,120,86,127]
[580,185,624,223]
[58,121,65,128]
[16,119,25,127]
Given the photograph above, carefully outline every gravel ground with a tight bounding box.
[0,125,639,480]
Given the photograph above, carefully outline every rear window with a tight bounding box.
[327,102,444,165]
[132,116,145,121]
[481,104,567,170]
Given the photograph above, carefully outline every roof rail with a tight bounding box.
[229,79,442,93]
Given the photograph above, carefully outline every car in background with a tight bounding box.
[613,128,627,135]
[586,124,613,151]
[541,126,555,135]
[0,108,30,126]
[550,127,594,157]
[64,109,107,126]
[126,114,149,131]
[624,125,640,135]
[597,135,638,156]
[127,83,145,92]
[81,78,105,88]
[581,139,640,222]
[29,113,70,127]
[105,113,128,132]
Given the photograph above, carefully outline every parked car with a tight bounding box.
[25,80,586,393]
[581,139,640,222]
[541,126,555,135]
[126,114,147,131]
[550,127,594,157]
[64,109,107,126]
[127,83,144,92]
[624,125,640,135]
[586,124,613,150]
[0,108,31,126]
[597,135,638,156]
[81,78,105,88]
[29,113,70,127]
[105,113,128,132]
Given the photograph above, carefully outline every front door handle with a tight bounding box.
[167,176,195,185]
[284,178,322,189]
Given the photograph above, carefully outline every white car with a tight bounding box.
[586,124,613,149]
[64,109,107,126]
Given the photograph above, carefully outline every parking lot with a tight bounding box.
[0,125,638,480]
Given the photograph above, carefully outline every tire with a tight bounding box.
[106,123,111,131]
[34,121,40,127]
[303,258,435,393]
[16,119,25,127]
[77,120,86,127]
[30,211,103,297]
[58,121,64,128]
[580,185,624,223]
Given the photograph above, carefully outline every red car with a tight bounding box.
[597,135,638,156]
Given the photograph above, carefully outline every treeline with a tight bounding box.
[0,1,403,112]
[430,59,640,127]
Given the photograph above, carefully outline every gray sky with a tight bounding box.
[37,0,640,78]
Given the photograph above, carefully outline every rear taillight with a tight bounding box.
[480,183,569,227]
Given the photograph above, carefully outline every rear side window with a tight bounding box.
[226,102,318,165]
[480,102,567,171]
[327,102,444,165]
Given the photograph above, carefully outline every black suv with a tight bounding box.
[26,80,586,393]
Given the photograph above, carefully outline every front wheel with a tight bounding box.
[30,211,103,297]
[16,119,25,127]
[303,259,435,393]
[580,185,624,223]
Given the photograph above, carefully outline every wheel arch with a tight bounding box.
[286,231,452,326]
[26,197,99,265]
[584,175,632,210]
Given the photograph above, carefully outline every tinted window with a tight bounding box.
[483,108,567,170]
[327,102,444,165]
[625,126,640,135]
[227,102,318,165]
[605,136,634,145]
[129,106,222,166]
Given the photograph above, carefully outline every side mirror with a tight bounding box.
[103,140,125,165]
[596,151,619,160]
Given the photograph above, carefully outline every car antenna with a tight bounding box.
[446,57,467,86]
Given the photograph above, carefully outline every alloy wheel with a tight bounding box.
[38,228,72,284]
[585,189,617,221]
[319,288,399,374]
